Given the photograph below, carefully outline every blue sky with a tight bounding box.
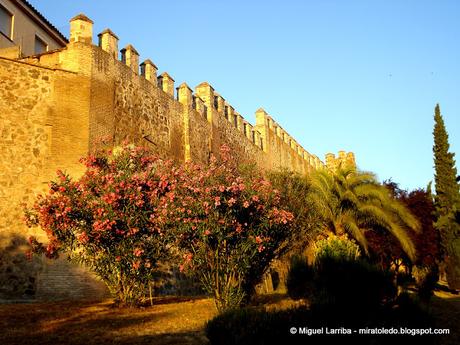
[30,0,459,191]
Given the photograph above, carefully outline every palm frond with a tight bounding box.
[308,167,418,262]
[342,213,369,254]
[383,199,420,233]
[385,220,417,261]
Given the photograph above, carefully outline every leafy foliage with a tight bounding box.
[286,255,313,300]
[205,296,434,345]
[311,255,397,311]
[25,144,294,309]
[206,306,311,345]
[307,167,419,261]
[171,146,294,311]
[401,189,440,267]
[433,104,460,215]
[314,234,361,262]
[374,182,440,275]
[432,104,460,289]
[412,265,439,301]
[268,171,321,252]
[25,144,178,305]
[286,236,395,310]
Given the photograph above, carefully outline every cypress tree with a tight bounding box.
[432,104,460,289]
[433,104,460,213]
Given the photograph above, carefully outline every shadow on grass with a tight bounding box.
[4,314,174,345]
[110,331,208,345]
[429,295,460,345]
[0,301,169,345]
[252,293,288,306]
[435,282,460,295]
[0,298,215,345]
[4,329,208,345]
[139,295,207,307]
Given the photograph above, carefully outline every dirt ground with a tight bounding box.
[0,291,458,345]
[0,297,216,345]
[430,290,460,345]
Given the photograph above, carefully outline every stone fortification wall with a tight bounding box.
[0,55,101,299]
[0,12,353,300]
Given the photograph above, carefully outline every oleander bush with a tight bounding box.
[25,144,179,305]
[171,145,295,311]
[25,144,295,309]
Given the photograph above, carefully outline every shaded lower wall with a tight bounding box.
[0,233,41,300]
[36,257,109,301]
[0,56,107,300]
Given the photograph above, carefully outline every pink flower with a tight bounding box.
[243,201,250,208]
[128,228,139,236]
[132,260,141,270]
[56,170,67,182]
[78,232,89,244]
[133,248,144,257]
[235,224,243,233]
[184,253,193,262]
[46,244,55,254]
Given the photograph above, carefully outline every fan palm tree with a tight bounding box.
[308,166,419,261]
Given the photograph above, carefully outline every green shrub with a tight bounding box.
[171,146,295,312]
[287,238,395,314]
[286,239,396,314]
[311,255,397,313]
[286,255,313,300]
[314,235,361,262]
[412,265,439,301]
[205,299,435,345]
[205,307,312,345]
[396,270,413,288]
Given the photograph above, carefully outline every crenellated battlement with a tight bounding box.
[63,14,331,160]
[254,108,325,170]
[3,12,355,179]
[325,151,356,172]
[0,11,358,302]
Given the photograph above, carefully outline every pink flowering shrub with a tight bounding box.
[170,146,294,312]
[25,144,294,310]
[24,144,178,305]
